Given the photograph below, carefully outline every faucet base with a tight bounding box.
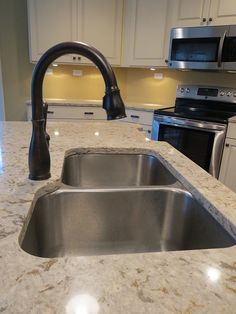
[29,173,51,181]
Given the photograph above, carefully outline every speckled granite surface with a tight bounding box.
[1,121,236,314]
[26,99,170,111]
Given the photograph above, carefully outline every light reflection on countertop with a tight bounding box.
[206,266,221,283]
[66,294,100,314]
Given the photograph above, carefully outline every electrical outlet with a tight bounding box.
[72,70,83,77]
[46,68,53,75]
[154,72,163,80]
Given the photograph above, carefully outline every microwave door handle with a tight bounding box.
[217,30,227,67]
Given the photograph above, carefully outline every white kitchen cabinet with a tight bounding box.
[76,0,123,65]
[169,0,236,28]
[27,0,77,63]
[27,104,106,121]
[121,109,154,125]
[122,0,171,67]
[219,138,236,193]
[209,0,236,26]
[27,0,123,65]
[118,108,154,138]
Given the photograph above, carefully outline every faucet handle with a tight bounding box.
[43,102,50,146]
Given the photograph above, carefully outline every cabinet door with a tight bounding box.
[120,109,154,125]
[168,0,210,27]
[27,0,77,63]
[219,138,236,193]
[209,0,236,25]
[76,0,123,65]
[123,0,171,67]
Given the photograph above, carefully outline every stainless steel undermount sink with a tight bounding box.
[61,153,177,187]
[19,152,236,258]
[20,187,236,258]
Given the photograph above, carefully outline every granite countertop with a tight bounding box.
[229,116,236,123]
[1,121,236,314]
[26,99,171,112]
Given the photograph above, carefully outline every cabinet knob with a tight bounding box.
[208,17,213,22]
[226,143,229,147]
[165,59,168,64]
[202,18,207,22]
[73,56,76,61]
[77,56,81,61]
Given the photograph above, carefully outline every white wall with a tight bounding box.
[0,56,5,121]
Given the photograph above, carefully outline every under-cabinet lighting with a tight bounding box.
[150,67,156,71]
[52,63,58,67]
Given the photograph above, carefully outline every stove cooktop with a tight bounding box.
[154,85,236,124]
[154,106,236,124]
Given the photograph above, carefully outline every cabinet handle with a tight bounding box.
[47,111,54,114]
[84,112,94,115]
[225,143,229,147]
[147,130,151,134]
[202,18,207,22]
[130,115,140,119]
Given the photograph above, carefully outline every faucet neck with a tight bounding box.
[31,41,118,121]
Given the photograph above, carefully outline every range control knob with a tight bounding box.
[185,88,190,93]
[180,87,185,93]
[219,90,225,96]
[227,91,232,97]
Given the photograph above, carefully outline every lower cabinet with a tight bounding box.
[27,104,106,121]
[26,104,154,138]
[118,108,153,138]
[219,137,236,193]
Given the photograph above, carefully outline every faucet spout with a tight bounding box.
[29,41,126,180]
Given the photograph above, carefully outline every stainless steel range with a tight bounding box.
[152,85,236,178]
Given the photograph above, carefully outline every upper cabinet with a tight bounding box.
[169,0,236,27]
[27,0,123,65]
[209,0,236,26]
[122,0,171,67]
[28,0,77,63]
[27,0,172,67]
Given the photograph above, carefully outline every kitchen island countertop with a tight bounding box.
[1,121,236,314]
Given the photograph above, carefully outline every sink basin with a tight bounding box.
[61,153,177,187]
[20,188,235,258]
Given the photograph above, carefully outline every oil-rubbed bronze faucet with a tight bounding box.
[28,41,126,180]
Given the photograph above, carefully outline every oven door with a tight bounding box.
[152,115,227,178]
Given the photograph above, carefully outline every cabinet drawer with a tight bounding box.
[47,106,106,120]
[78,107,106,120]
[227,122,236,139]
[47,106,81,120]
[123,109,153,125]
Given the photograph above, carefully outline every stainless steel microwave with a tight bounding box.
[167,25,236,70]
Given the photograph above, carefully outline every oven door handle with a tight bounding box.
[155,117,226,132]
